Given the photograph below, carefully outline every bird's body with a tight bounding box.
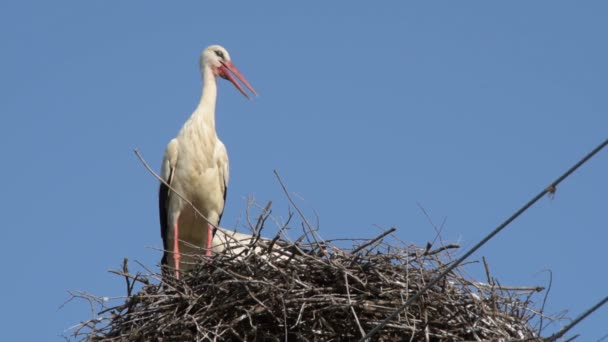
[159,45,256,278]
[212,227,296,261]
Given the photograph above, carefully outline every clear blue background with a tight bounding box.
[1,1,606,340]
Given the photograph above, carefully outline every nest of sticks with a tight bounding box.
[74,203,548,341]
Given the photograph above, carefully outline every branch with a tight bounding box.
[273,170,323,251]
[352,227,397,254]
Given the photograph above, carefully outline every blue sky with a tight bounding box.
[1,1,606,340]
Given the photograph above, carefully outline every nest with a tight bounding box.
[74,214,547,341]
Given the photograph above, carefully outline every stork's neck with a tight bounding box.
[192,64,218,130]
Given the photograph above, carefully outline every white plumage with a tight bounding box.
[158,45,256,278]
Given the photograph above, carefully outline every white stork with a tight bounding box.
[159,45,256,278]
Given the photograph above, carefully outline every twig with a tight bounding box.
[417,203,448,251]
[122,258,131,297]
[344,271,366,337]
[254,200,273,235]
[273,170,320,244]
[465,281,544,292]
[266,211,293,255]
[482,256,494,287]
[538,269,552,335]
[352,227,397,254]
[107,270,149,287]
[422,243,460,257]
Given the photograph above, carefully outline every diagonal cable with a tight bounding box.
[359,138,608,341]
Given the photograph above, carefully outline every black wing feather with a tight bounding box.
[213,184,228,237]
[158,180,170,266]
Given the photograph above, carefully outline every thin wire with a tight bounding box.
[359,138,608,341]
[546,296,608,342]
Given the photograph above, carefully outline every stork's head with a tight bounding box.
[201,45,257,98]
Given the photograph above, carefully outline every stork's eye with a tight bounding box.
[214,50,225,60]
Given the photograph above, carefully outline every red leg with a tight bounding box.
[173,221,181,279]
[205,223,213,257]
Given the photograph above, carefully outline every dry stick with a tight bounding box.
[406,244,460,258]
[545,296,608,342]
[538,269,553,335]
[482,256,497,313]
[122,258,132,297]
[359,138,608,341]
[344,272,367,337]
[254,201,273,234]
[273,170,325,258]
[224,202,271,260]
[273,170,319,241]
[266,212,294,256]
[424,243,460,257]
[352,227,397,254]
[107,270,150,286]
[281,298,288,339]
[417,203,448,250]
[465,281,543,292]
[482,256,494,287]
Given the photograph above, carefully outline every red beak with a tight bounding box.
[218,61,257,99]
